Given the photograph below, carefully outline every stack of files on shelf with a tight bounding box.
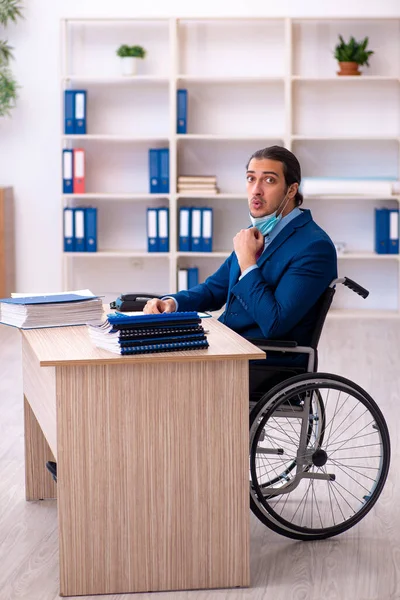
[149,148,169,193]
[178,267,199,291]
[375,208,399,254]
[64,90,87,134]
[62,148,86,194]
[179,207,213,252]
[0,290,103,329]
[64,207,97,252]
[178,175,219,195]
[301,177,400,197]
[147,207,169,252]
[88,311,209,355]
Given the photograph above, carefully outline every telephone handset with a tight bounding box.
[110,293,161,312]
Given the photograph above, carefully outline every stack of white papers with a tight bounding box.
[0,289,104,329]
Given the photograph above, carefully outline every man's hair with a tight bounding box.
[246,145,303,207]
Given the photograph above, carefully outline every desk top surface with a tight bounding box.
[20,317,265,367]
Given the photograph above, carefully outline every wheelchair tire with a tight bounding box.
[249,372,390,541]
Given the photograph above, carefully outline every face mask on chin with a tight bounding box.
[249,193,291,236]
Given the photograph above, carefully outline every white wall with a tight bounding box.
[1,0,400,292]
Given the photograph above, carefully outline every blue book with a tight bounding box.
[157,207,169,252]
[388,208,399,254]
[375,208,389,254]
[149,149,159,193]
[107,311,200,326]
[85,207,97,252]
[200,207,213,252]
[74,90,87,134]
[179,207,191,251]
[159,148,170,193]
[177,89,188,134]
[74,208,86,252]
[63,207,75,252]
[190,207,202,251]
[64,90,75,134]
[147,207,158,252]
[62,149,74,194]
[187,267,199,288]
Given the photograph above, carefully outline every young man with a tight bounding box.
[144,145,338,355]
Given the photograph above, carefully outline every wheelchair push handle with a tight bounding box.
[335,277,369,299]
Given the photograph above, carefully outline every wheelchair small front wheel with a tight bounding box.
[249,372,391,541]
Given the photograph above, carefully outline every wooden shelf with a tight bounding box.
[63,194,170,200]
[64,251,170,258]
[337,252,399,260]
[62,135,169,142]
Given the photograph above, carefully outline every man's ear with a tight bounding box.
[289,183,298,199]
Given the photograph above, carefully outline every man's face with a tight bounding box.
[246,158,289,218]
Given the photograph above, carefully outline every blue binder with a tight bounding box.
[190,207,202,251]
[187,267,199,288]
[388,208,399,254]
[149,149,159,193]
[375,208,389,254]
[179,207,191,251]
[63,207,75,252]
[159,148,170,193]
[157,207,169,252]
[74,90,87,134]
[147,207,158,252]
[201,207,213,252]
[177,89,188,134]
[85,207,97,252]
[64,90,75,134]
[74,208,86,252]
[62,149,74,194]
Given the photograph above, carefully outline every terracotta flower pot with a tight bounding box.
[337,61,361,76]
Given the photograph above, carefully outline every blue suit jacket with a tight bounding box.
[172,209,338,347]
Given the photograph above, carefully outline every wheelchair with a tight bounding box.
[125,277,390,542]
[247,277,391,540]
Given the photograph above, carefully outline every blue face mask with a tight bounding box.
[249,194,290,236]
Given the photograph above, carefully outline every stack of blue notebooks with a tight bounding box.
[88,311,209,355]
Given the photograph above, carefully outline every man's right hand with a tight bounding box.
[143,298,176,314]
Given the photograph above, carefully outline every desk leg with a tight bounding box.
[56,360,249,596]
[24,396,57,501]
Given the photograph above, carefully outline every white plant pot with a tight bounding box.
[120,57,138,76]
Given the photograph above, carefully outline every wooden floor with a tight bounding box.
[0,319,399,600]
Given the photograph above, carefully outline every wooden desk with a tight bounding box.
[22,317,265,596]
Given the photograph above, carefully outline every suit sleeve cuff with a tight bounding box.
[239,264,259,281]
[161,296,178,311]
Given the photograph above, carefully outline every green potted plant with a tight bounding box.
[0,0,22,116]
[116,44,146,76]
[334,35,374,76]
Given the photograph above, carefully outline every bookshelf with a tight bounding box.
[61,16,400,316]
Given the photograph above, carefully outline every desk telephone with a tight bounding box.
[110,293,161,312]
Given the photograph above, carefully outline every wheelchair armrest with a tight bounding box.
[247,338,298,349]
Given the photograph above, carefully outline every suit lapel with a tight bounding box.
[257,209,311,266]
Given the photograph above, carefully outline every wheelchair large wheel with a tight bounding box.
[249,373,390,541]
